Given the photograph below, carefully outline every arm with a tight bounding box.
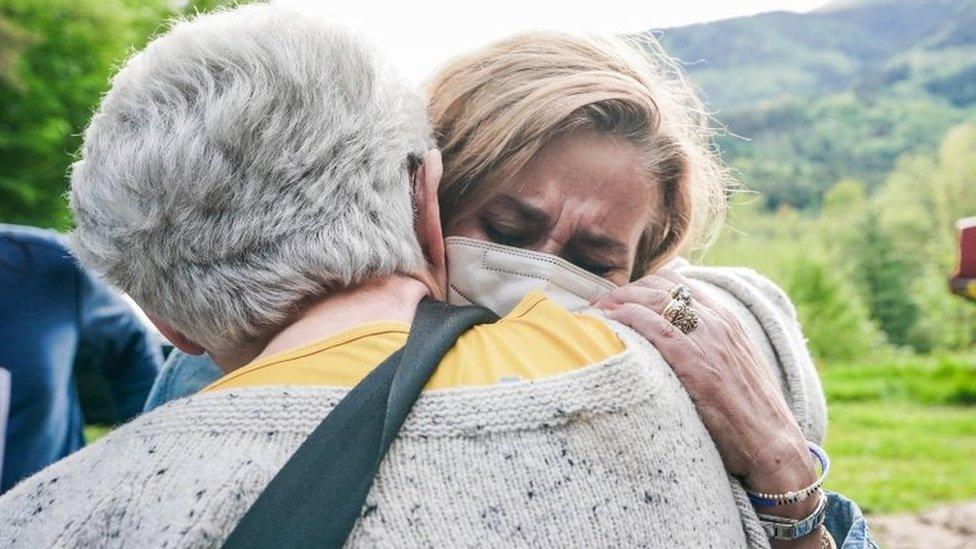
[77,267,163,421]
[594,271,871,548]
[677,265,827,445]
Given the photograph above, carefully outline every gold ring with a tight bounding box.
[663,298,699,334]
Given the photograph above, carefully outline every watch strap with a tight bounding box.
[757,491,828,541]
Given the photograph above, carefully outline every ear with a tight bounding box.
[413,149,447,299]
[149,314,206,356]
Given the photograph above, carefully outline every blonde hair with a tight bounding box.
[426,32,729,277]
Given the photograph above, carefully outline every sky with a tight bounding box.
[279,0,830,84]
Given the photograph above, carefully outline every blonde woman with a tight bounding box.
[430,33,721,281]
[143,28,872,548]
[427,32,871,548]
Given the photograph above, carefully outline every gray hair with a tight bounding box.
[69,4,431,351]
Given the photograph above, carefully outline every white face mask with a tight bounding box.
[445,236,618,316]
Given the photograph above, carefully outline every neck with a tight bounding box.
[233,274,428,369]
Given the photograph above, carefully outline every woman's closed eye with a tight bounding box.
[572,256,623,277]
[482,218,536,248]
[568,232,631,279]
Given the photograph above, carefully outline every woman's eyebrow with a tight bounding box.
[495,194,551,227]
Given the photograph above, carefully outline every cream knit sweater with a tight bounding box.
[0,268,822,548]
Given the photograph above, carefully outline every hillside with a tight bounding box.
[655,0,976,208]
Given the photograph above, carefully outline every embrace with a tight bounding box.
[0,5,875,548]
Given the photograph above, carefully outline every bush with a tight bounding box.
[0,0,170,228]
[852,211,922,348]
[823,352,976,406]
[784,256,885,362]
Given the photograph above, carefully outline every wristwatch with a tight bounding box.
[757,491,828,541]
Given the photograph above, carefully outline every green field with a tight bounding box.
[83,351,976,515]
[821,353,976,514]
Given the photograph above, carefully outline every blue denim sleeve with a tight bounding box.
[77,260,163,421]
[824,491,878,548]
[143,350,222,412]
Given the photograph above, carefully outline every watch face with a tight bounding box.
[757,492,828,541]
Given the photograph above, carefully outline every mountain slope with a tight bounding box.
[659,0,975,110]
[653,0,976,208]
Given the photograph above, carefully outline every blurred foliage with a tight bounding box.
[717,94,968,210]
[0,14,32,88]
[851,211,920,348]
[83,423,112,444]
[785,256,883,362]
[705,123,976,358]
[0,0,248,229]
[0,0,171,228]
[182,0,244,12]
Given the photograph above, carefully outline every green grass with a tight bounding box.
[83,424,112,444]
[822,352,976,406]
[821,353,976,514]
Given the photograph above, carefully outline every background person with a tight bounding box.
[0,224,161,493]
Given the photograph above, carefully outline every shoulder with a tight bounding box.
[0,225,81,306]
[0,400,287,548]
[0,224,70,257]
[0,421,147,546]
[678,264,799,322]
[505,291,625,354]
[677,264,828,443]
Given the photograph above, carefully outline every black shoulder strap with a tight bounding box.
[222,298,499,549]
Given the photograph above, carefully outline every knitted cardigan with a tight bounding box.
[0,268,823,548]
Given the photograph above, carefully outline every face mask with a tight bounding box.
[445,236,617,316]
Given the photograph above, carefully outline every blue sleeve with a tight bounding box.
[143,350,222,412]
[77,268,163,421]
[824,491,878,548]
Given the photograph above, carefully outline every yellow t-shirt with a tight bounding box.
[204,290,624,392]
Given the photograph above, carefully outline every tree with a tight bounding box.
[871,124,976,349]
[784,255,884,363]
[0,15,32,89]
[852,211,921,348]
[0,0,169,228]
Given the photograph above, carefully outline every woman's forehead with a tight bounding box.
[497,132,657,232]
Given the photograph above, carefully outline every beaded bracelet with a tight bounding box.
[746,441,830,507]
[821,527,837,549]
